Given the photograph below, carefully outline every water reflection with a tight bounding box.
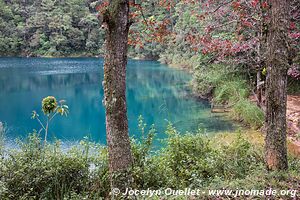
[0,58,235,144]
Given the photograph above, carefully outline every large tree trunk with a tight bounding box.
[103,0,133,192]
[265,0,289,170]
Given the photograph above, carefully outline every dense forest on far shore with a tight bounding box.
[0,0,104,57]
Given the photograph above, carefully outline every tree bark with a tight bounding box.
[256,70,262,107]
[103,0,133,192]
[265,0,289,170]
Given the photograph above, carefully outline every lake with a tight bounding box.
[0,58,235,145]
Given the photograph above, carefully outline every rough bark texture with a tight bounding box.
[103,0,133,192]
[265,0,289,170]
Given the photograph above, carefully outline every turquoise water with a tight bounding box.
[0,58,234,144]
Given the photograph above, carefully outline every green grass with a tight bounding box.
[1,125,300,199]
[190,63,265,129]
[231,99,264,128]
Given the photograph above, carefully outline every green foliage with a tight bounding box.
[0,0,104,57]
[210,75,264,128]
[214,79,249,104]
[0,132,108,200]
[131,122,265,190]
[162,124,220,188]
[32,96,69,143]
[0,122,5,159]
[192,64,237,97]
[231,99,265,128]
[192,63,264,129]
[1,132,87,199]
[131,116,168,189]
[42,96,58,114]
[160,124,263,188]
[216,133,263,179]
[288,77,300,94]
[1,126,300,199]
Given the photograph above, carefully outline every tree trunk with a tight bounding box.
[256,0,266,108]
[256,70,262,107]
[265,0,289,170]
[103,0,133,192]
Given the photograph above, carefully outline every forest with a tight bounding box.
[0,0,103,56]
[0,0,300,199]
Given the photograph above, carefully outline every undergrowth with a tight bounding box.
[192,64,264,129]
[1,121,299,199]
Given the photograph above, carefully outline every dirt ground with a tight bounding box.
[249,95,300,154]
[249,95,300,137]
[287,95,300,137]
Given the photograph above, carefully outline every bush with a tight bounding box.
[161,124,220,188]
[214,79,249,104]
[0,132,108,200]
[288,77,300,94]
[192,64,238,97]
[216,133,263,179]
[1,125,299,199]
[0,122,5,157]
[232,99,265,128]
[160,125,264,188]
[192,63,264,129]
[212,78,264,129]
[131,116,169,189]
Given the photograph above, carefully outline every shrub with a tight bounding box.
[192,64,237,97]
[232,99,265,128]
[214,79,249,104]
[133,124,264,191]
[287,76,300,94]
[192,63,264,129]
[131,116,170,189]
[0,121,5,156]
[0,132,108,200]
[212,78,264,129]
[161,124,220,188]
[217,133,263,179]
[1,125,299,199]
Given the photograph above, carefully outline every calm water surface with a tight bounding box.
[0,58,235,145]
